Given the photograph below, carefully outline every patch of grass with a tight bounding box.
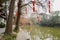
[1,33,17,40]
[14,29,19,33]
[50,27,60,38]
[21,25,60,40]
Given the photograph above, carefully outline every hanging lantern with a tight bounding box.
[32,7,36,12]
[16,11,18,17]
[32,0,36,12]
[37,16,40,22]
[32,1,35,6]
[26,7,28,15]
[48,0,50,13]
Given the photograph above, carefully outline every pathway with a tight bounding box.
[16,28,31,40]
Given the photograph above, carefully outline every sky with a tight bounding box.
[52,0,60,11]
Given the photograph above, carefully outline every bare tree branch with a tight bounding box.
[36,0,47,12]
[20,0,47,12]
[20,1,32,8]
[37,2,46,9]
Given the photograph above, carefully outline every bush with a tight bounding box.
[0,22,5,28]
[39,12,60,27]
[40,17,60,27]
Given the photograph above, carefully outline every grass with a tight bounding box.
[1,33,17,40]
[21,25,60,40]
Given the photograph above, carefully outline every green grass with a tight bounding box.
[1,33,17,40]
[21,25,60,40]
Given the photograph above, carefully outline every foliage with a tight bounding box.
[40,13,60,27]
[0,22,5,28]
[0,0,7,20]
[0,0,8,4]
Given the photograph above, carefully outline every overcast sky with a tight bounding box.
[52,0,60,11]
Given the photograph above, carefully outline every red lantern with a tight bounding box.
[32,0,36,12]
[33,7,36,12]
[37,16,40,22]
[32,1,35,6]
[16,12,18,17]
[48,0,50,13]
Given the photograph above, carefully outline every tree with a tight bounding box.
[14,0,22,31]
[5,0,15,34]
[14,0,47,31]
[14,0,32,31]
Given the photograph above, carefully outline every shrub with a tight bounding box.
[0,22,5,28]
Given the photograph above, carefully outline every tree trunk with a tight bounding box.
[5,0,15,34]
[15,0,22,31]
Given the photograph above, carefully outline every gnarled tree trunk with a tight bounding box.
[5,0,15,34]
[14,0,22,31]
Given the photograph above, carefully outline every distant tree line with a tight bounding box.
[40,12,60,27]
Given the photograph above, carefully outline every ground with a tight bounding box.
[21,25,60,40]
[0,25,60,40]
[16,28,31,40]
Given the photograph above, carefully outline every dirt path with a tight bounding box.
[16,28,31,40]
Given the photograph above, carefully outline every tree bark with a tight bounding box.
[5,0,15,34]
[15,0,22,31]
